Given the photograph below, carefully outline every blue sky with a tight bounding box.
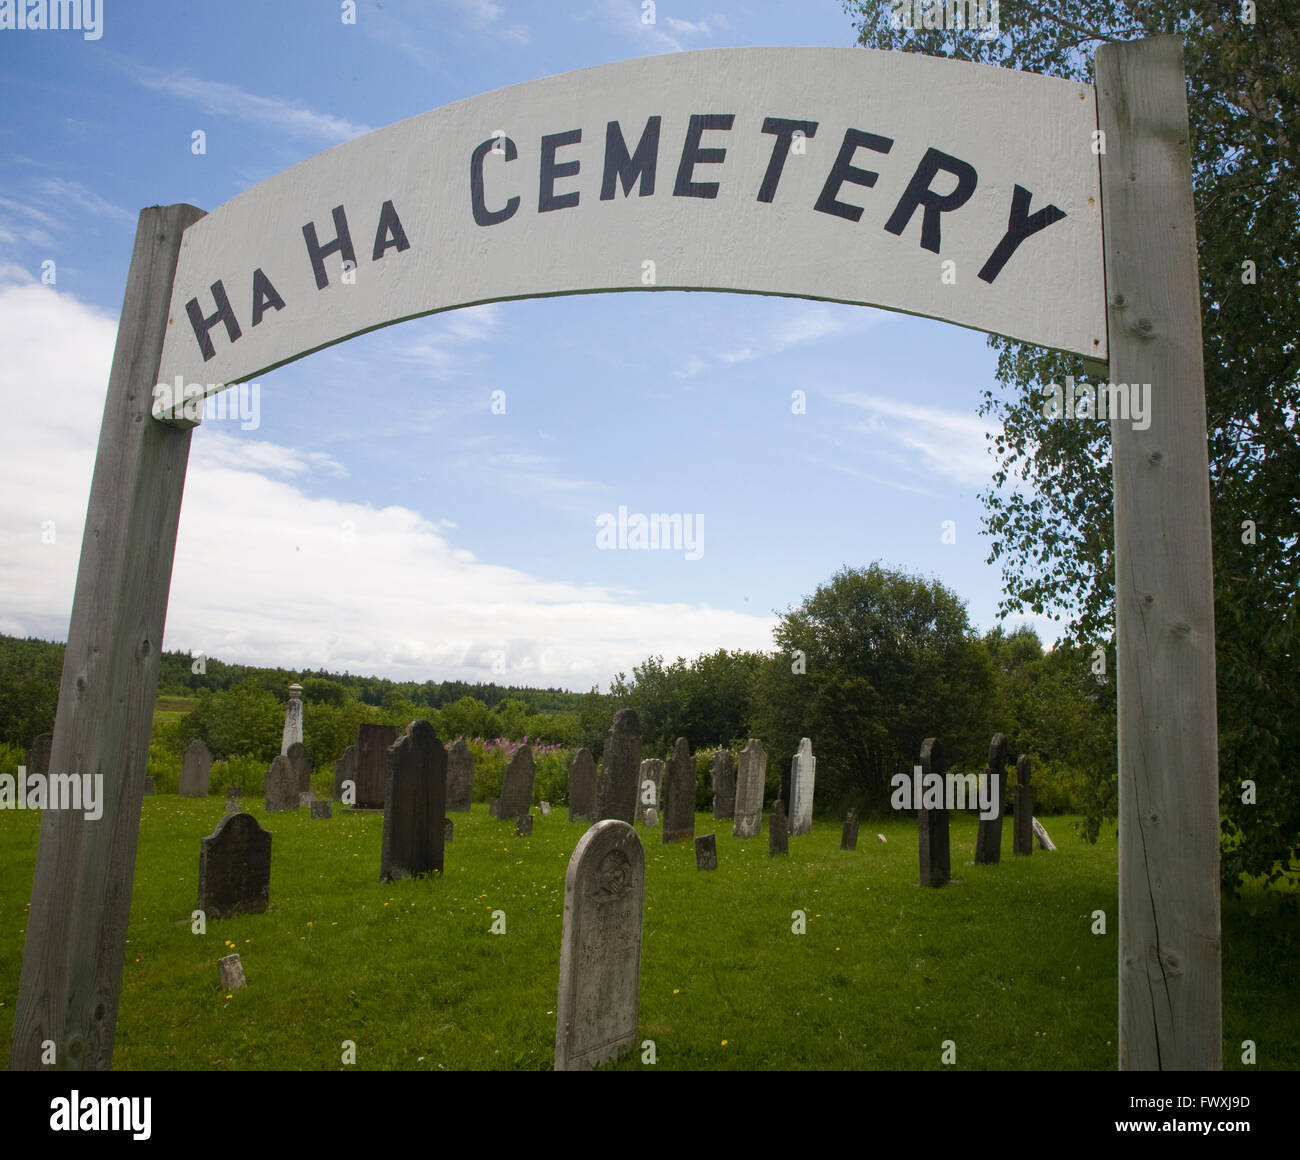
[0,0,1059,692]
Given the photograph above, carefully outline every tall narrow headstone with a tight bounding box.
[554,820,645,1071]
[280,683,303,755]
[355,723,400,809]
[1014,755,1034,857]
[711,749,736,820]
[733,739,767,839]
[197,812,271,919]
[446,737,474,812]
[380,720,447,882]
[179,738,212,798]
[695,833,717,870]
[498,744,535,820]
[568,747,597,823]
[286,740,312,796]
[975,733,1009,865]
[264,754,299,812]
[918,737,949,887]
[333,744,356,801]
[662,737,695,844]
[790,737,816,836]
[595,709,641,824]
[769,799,788,856]
[780,758,793,815]
[841,808,859,851]
[25,733,52,777]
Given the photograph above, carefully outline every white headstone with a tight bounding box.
[280,684,303,755]
[790,737,816,836]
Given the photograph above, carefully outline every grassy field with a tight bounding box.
[0,793,1294,1070]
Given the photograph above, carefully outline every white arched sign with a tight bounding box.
[13,39,1219,1075]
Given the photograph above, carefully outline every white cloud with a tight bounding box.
[34,179,135,226]
[602,0,685,54]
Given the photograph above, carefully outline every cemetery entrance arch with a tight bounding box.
[10,38,1219,1072]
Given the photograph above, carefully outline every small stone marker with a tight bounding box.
[334,744,356,801]
[310,800,332,820]
[179,738,213,798]
[444,817,454,843]
[446,737,474,812]
[218,953,247,992]
[143,776,156,796]
[380,720,447,882]
[662,737,695,844]
[298,791,316,807]
[769,799,788,856]
[554,819,645,1071]
[876,833,887,844]
[595,709,642,824]
[790,737,816,836]
[841,808,859,851]
[198,812,271,919]
[280,683,303,754]
[1013,755,1034,856]
[918,737,949,887]
[975,733,1008,865]
[733,739,767,839]
[264,754,299,813]
[498,745,536,821]
[643,807,659,828]
[355,723,400,810]
[695,833,717,870]
[568,747,597,822]
[711,749,736,820]
[25,732,52,777]
[516,814,533,836]
[1032,817,1056,851]
[540,800,552,816]
[286,741,312,796]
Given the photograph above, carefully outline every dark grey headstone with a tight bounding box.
[310,800,332,820]
[711,750,736,820]
[595,709,642,824]
[446,737,474,812]
[143,776,156,796]
[1014,755,1034,857]
[662,737,695,844]
[25,732,52,777]
[179,738,213,798]
[568,747,597,822]
[779,758,793,818]
[769,799,788,856]
[695,833,717,870]
[841,807,859,851]
[975,733,1008,865]
[733,739,766,839]
[355,723,400,810]
[498,745,535,821]
[444,817,454,843]
[198,812,271,919]
[380,720,447,883]
[515,814,533,837]
[264,755,299,812]
[286,741,312,796]
[918,737,949,887]
[333,744,356,801]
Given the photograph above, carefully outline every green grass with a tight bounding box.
[0,802,1294,1070]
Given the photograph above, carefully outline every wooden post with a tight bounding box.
[9,203,205,1070]
[1096,36,1221,1070]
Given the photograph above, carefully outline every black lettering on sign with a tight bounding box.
[673,114,735,200]
[250,268,285,328]
[757,117,818,204]
[601,117,661,200]
[884,147,978,253]
[372,200,411,260]
[471,135,520,227]
[978,184,1066,283]
[814,128,894,222]
[302,205,357,290]
[539,129,582,213]
[186,280,241,362]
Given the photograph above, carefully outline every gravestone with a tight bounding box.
[310,800,332,820]
[355,723,400,810]
[516,815,533,837]
[333,744,356,801]
[662,737,695,844]
[197,812,271,919]
[780,758,793,816]
[280,683,303,754]
[489,797,500,818]
[695,833,717,870]
[1033,817,1057,851]
[264,754,299,813]
[218,953,247,992]
[554,819,645,1071]
[643,807,658,828]
[789,737,816,836]
[769,799,788,856]
[918,737,949,887]
[446,737,474,812]
[733,739,767,839]
[224,786,241,814]
[286,741,312,796]
[975,733,1009,865]
[841,808,859,851]
[568,747,597,823]
[638,758,665,810]
[711,749,736,820]
[444,817,454,843]
[298,791,316,807]
[379,720,447,883]
[498,745,535,821]
[540,801,552,816]
[595,709,641,824]
[1014,755,1034,856]
[25,732,52,777]
[178,738,212,798]
[143,776,155,796]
